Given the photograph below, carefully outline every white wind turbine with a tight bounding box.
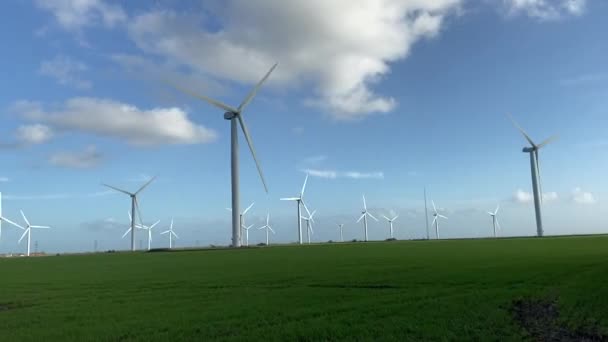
[488,205,501,238]
[242,223,254,246]
[3,210,50,256]
[336,223,345,242]
[258,213,275,246]
[431,201,447,239]
[0,195,28,243]
[357,195,378,242]
[302,209,316,244]
[168,63,277,248]
[281,174,312,245]
[382,213,399,239]
[508,114,557,237]
[160,219,179,249]
[102,177,156,251]
[138,219,160,251]
[226,202,255,245]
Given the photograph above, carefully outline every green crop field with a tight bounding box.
[1,236,608,341]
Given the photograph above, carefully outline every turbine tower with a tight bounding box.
[509,114,557,237]
[168,63,277,247]
[431,201,447,239]
[258,213,275,246]
[356,195,378,242]
[3,210,50,256]
[160,219,179,249]
[382,214,399,239]
[280,174,312,244]
[302,209,316,244]
[337,223,345,242]
[102,177,156,251]
[488,205,501,238]
[226,202,255,245]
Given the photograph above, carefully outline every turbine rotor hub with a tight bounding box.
[224,111,237,120]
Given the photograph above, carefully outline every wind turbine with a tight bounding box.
[138,220,160,251]
[488,205,501,238]
[2,210,50,256]
[168,63,277,248]
[226,202,255,245]
[258,213,275,246]
[357,195,378,242]
[102,177,156,251]
[302,210,316,244]
[160,219,179,249]
[431,201,447,239]
[508,114,557,237]
[242,223,254,246]
[337,223,345,242]
[382,214,399,239]
[281,174,312,244]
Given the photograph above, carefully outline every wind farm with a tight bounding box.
[1,1,607,340]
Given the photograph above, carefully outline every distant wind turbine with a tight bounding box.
[382,214,399,239]
[431,201,447,239]
[243,223,254,246]
[102,177,156,251]
[357,195,378,242]
[138,220,160,251]
[168,63,277,247]
[3,210,50,256]
[302,209,316,244]
[258,213,275,246]
[508,114,557,237]
[336,223,345,242]
[226,202,255,245]
[281,174,312,244]
[160,219,179,249]
[488,205,501,238]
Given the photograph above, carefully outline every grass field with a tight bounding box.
[1,236,608,341]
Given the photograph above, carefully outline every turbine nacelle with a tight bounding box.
[224,111,237,120]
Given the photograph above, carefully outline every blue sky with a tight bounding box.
[1,0,607,253]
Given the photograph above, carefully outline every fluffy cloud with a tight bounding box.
[49,145,103,169]
[503,0,586,20]
[39,55,91,89]
[15,124,54,145]
[35,0,126,31]
[572,187,596,204]
[127,0,463,119]
[12,98,218,146]
[513,189,558,203]
[0,177,9,182]
[303,169,384,180]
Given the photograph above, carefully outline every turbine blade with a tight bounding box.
[495,204,500,215]
[170,218,174,230]
[507,113,536,148]
[20,210,30,227]
[362,195,367,210]
[280,197,300,201]
[1,216,25,230]
[488,212,494,216]
[237,63,278,112]
[135,176,157,195]
[172,231,179,239]
[161,230,170,235]
[392,215,399,221]
[242,202,255,215]
[237,114,268,193]
[438,214,448,220]
[431,200,437,213]
[166,81,238,113]
[301,201,312,218]
[269,226,275,234]
[301,173,309,197]
[432,217,437,225]
[31,226,50,229]
[149,220,160,229]
[382,215,390,221]
[122,227,132,239]
[18,229,28,243]
[357,213,365,223]
[135,197,145,228]
[102,183,132,196]
[537,135,559,149]
[368,212,379,222]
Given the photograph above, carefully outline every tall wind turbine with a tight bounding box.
[357,195,378,242]
[138,220,160,251]
[102,177,156,251]
[160,219,179,249]
[488,205,501,238]
[337,223,345,242]
[168,63,277,247]
[281,174,312,244]
[431,201,447,239]
[382,214,399,239]
[302,210,316,244]
[509,114,557,237]
[226,202,255,245]
[258,213,275,246]
[3,210,50,256]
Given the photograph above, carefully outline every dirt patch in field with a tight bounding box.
[510,297,607,341]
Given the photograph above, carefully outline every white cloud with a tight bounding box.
[35,0,126,31]
[49,145,103,169]
[503,0,586,20]
[4,190,114,201]
[572,187,596,204]
[39,55,92,89]
[0,177,9,182]
[127,0,463,120]
[15,124,54,145]
[12,98,218,146]
[513,189,558,203]
[303,168,384,180]
[559,73,608,86]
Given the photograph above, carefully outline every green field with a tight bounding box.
[1,236,608,341]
